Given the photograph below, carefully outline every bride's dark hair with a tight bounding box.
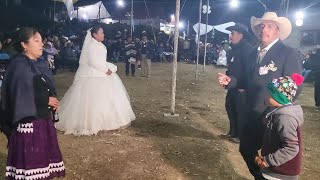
[91,24,102,38]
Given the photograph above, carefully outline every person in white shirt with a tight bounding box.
[216,46,227,66]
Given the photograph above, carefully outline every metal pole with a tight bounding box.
[98,2,101,22]
[49,7,51,19]
[286,0,290,17]
[257,0,267,13]
[143,0,157,43]
[195,0,202,84]
[53,0,56,33]
[187,20,190,37]
[203,0,209,72]
[131,0,133,37]
[165,0,180,116]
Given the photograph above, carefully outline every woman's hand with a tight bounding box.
[49,97,59,110]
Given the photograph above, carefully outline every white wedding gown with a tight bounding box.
[56,30,135,136]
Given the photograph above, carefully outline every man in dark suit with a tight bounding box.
[218,12,303,180]
[304,48,320,107]
[221,23,254,143]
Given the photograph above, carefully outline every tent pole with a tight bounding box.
[203,0,209,72]
[187,20,190,37]
[164,0,180,117]
[53,0,56,33]
[98,2,101,22]
[131,0,133,37]
[195,0,202,84]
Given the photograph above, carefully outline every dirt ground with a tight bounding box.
[0,62,319,180]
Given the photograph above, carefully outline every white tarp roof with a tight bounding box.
[193,22,236,35]
[192,22,235,43]
[72,1,111,20]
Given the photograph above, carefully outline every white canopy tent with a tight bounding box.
[52,0,78,19]
[193,22,236,35]
[193,22,235,43]
[71,1,111,20]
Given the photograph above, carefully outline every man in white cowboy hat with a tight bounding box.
[218,12,303,180]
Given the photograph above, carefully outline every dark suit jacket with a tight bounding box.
[304,50,320,77]
[226,39,254,90]
[229,40,303,121]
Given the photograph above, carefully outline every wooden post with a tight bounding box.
[131,0,133,37]
[164,0,180,117]
[203,0,209,72]
[195,0,202,84]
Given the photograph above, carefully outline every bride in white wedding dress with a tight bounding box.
[56,25,136,135]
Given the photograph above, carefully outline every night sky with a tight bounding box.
[2,0,320,27]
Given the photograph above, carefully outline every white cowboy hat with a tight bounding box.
[250,12,292,40]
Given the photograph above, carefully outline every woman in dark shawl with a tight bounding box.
[0,27,65,180]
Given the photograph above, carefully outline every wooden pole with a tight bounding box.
[171,0,180,115]
[164,0,180,117]
[203,0,209,72]
[131,0,133,37]
[195,0,202,84]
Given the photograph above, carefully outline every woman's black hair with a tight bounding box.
[91,24,102,38]
[13,27,39,53]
